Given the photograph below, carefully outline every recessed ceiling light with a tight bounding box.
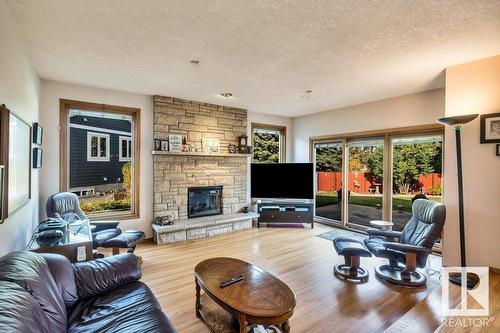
[220,92,233,98]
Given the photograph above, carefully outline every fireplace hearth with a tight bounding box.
[188,186,223,218]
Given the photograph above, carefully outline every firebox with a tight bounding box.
[187,186,223,218]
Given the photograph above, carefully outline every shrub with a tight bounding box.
[429,183,442,196]
[80,198,131,214]
[122,162,132,191]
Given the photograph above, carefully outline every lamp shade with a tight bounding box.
[437,114,479,126]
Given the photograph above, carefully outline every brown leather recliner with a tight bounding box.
[0,251,176,333]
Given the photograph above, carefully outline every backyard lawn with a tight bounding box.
[316,191,441,212]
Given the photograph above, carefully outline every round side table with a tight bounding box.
[369,220,394,231]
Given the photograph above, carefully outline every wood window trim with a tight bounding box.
[60,99,140,220]
[87,132,110,162]
[251,122,287,163]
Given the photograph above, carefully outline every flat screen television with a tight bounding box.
[251,163,314,199]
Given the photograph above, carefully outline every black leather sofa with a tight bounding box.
[0,251,176,333]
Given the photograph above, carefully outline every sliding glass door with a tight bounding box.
[390,134,443,231]
[313,129,444,232]
[314,141,343,225]
[346,138,384,229]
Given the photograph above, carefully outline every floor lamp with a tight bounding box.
[438,114,479,288]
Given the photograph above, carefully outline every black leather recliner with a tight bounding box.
[364,199,446,287]
[46,192,145,256]
[0,251,176,332]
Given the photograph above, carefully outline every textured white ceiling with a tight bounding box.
[6,0,500,117]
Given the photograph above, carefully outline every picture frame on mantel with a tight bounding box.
[480,112,500,143]
[169,134,183,152]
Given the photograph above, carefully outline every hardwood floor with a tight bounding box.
[136,224,447,333]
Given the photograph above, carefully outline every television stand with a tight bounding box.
[257,200,314,228]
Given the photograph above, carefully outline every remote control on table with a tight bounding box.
[219,275,245,288]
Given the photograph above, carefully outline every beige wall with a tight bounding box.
[443,55,500,269]
[39,80,154,236]
[0,1,40,255]
[292,89,445,162]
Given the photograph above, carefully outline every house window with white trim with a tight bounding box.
[119,136,132,162]
[87,132,110,162]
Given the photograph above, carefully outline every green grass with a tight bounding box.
[315,192,441,212]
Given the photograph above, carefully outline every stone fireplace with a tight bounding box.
[188,186,223,218]
[152,96,257,244]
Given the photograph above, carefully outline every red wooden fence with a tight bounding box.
[317,172,442,194]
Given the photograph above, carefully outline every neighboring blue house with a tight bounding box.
[69,113,132,194]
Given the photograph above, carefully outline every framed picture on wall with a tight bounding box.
[0,104,32,221]
[33,148,43,168]
[480,112,500,143]
[496,144,500,156]
[0,166,4,223]
[33,122,43,145]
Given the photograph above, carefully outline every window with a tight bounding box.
[87,132,110,161]
[251,123,286,163]
[119,136,132,162]
[60,99,140,220]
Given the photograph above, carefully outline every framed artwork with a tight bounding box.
[33,122,43,145]
[0,166,4,223]
[202,138,220,153]
[0,104,31,220]
[169,134,183,152]
[480,112,500,143]
[33,148,43,168]
[161,140,169,151]
[154,139,161,150]
[496,144,500,156]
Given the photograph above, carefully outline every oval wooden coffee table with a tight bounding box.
[195,257,296,333]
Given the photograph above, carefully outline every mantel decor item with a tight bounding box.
[169,134,183,152]
[160,140,168,151]
[32,122,43,145]
[154,139,161,151]
[480,112,500,143]
[228,144,236,154]
[202,138,220,153]
[238,133,248,153]
[437,113,479,288]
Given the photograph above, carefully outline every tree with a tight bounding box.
[253,132,280,163]
[366,142,442,194]
[315,147,342,171]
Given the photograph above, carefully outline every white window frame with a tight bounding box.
[119,136,132,162]
[87,132,110,162]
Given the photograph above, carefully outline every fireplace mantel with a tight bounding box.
[152,151,252,158]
